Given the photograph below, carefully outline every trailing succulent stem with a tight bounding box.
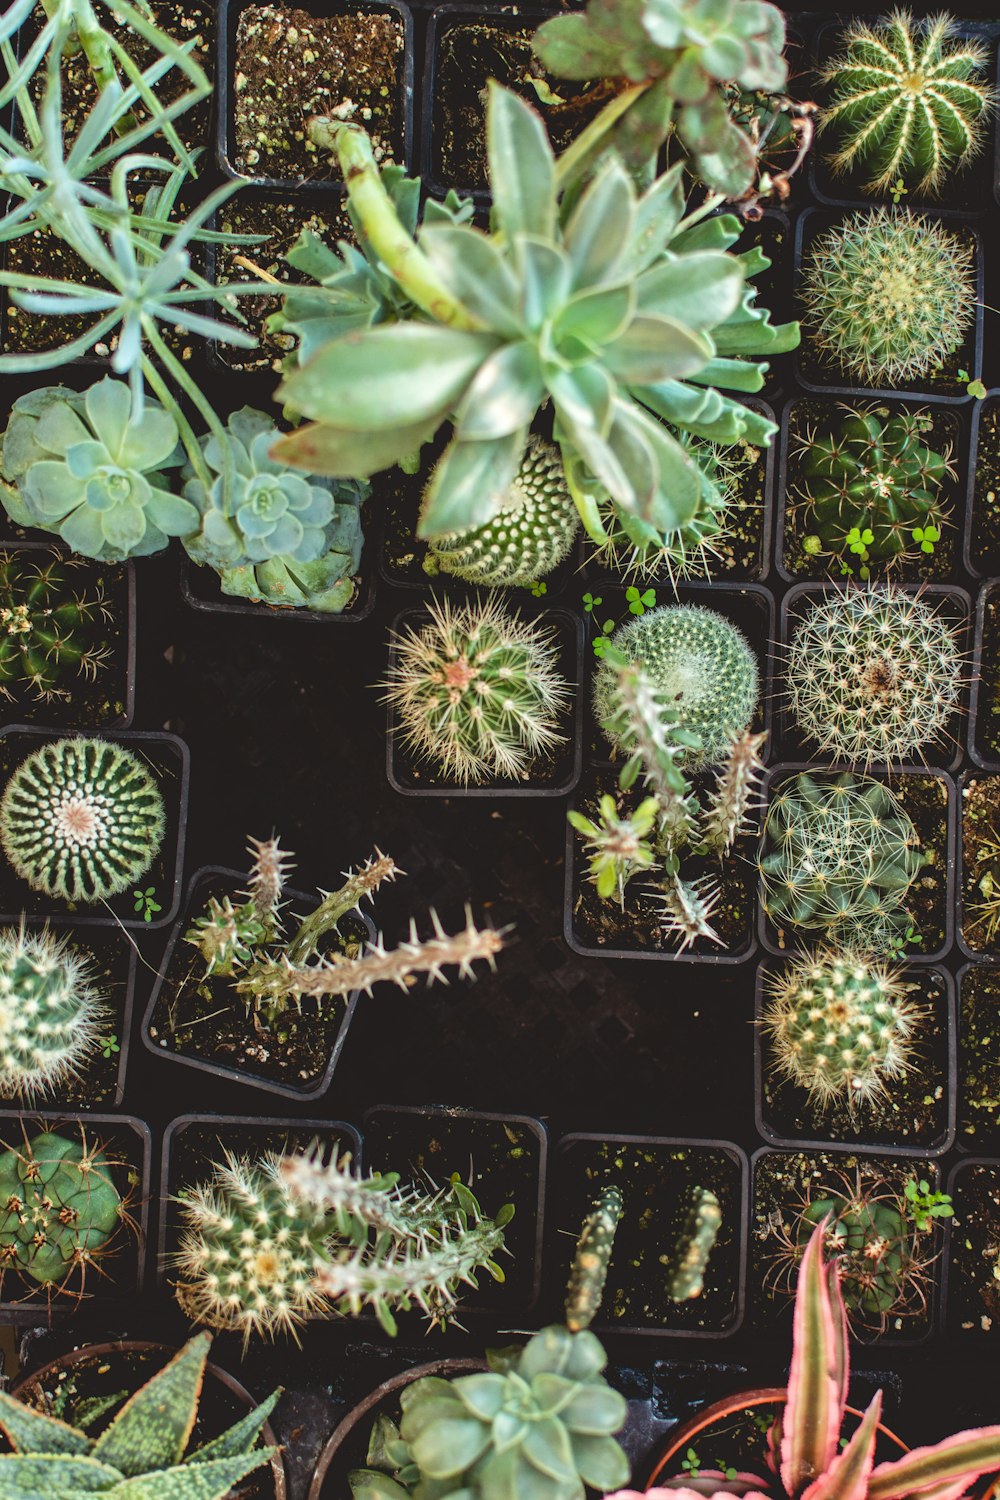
[565,1184,623,1332]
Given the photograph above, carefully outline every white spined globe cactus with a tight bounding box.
[0,379,194,562]
[0,926,105,1102]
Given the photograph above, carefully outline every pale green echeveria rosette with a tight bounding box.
[182,407,367,612]
[0,378,194,563]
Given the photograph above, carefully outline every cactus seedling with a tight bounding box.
[565,1184,623,1333]
[0,925,106,1102]
[0,552,115,704]
[668,1188,722,1302]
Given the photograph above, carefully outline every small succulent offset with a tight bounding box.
[0,1332,280,1500]
[792,405,953,579]
[786,584,963,766]
[568,793,660,906]
[350,1325,629,1500]
[0,925,106,1102]
[801,207,976,388]
[0,550,115,704]
[628,1222,1000,1500]
[0,736,166,904]
[0,380,194,563]
[762,945,919,1114]
[383,595,570,785]
[819,11,993,196]
[0,1127,126,1293]
[182,407,368,612]
[758,772,926,947]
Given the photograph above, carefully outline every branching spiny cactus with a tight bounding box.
[565,1185,623,1333]
[284,849,400,964]
[422,436,579,589]
[0,552,115,704]
[762,945,919,1112]
[0,736,165,904]
[601,656,699,848]
[0,925,106,1102]
[383,596,570,784]
[0,1128,126,1292]
[819,11,993,196]
[668,1187,722,1301]
[568,793,660,907]
[700,730,767,857]
[801,207,976,388]
[792,405,953,579]
[652,874,724,951]
[787,585,963,766]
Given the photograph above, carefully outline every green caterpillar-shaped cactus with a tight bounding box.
[0,552,114,704]
[0,1128,124,1289]
[0,926,105,1102]
[422,436,579,588]
[668,1187,722,1302]
[565,1184,623,1332]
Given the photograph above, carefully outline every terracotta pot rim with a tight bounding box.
[10,1337,287,1500]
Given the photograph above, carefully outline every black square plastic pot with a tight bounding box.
[955,962,1000,1152]
[750,1144,944,1346]
[793,206,984,404]
[969,581,1000,768]
[141,865,374,1100]
[957,767,1000,963]
[754,959,956,1156]
[385,603,584,797]
[774,395,969,585]
[179,547,376,624]
[157,1112,363,1292]
[942,1156,1000,1336]
[217,0,414,190]
[362,1102,547,1314]
[757,762,956,963]
[0,726,189,930]
[964,392,1000,578]
[0,1109,151,1322]
[807,19,998,220]
[775,581,972,772]
[550,1132,748,1338]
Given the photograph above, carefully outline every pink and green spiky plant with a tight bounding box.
[610,1223,1000,1500]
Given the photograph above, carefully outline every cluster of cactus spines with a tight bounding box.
[0,926,106,1102]
[787,585,963,766]
[653,875,724,952]
[172,1151,333,1343]
[422,436,580,589]
[601,657,698,847]
[668,1188,723,1303]
[0,736,166,905]
[0,1128,125,1290]
[801,207,976,388]
[0,553,115,704]
[593,606,759,773]
[965,825,1000,950]
[244,833,293,926]
[763,945,919,1112]
[700,730,768,858]
[758,771,925,944]
[568,793,660,908]
[793,406,953,579]
[819,11,993,196]
[565,1184,623,1333]
[383,596,570,785]
[284,849,400,965]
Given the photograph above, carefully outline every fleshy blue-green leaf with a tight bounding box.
[486,84,556,241]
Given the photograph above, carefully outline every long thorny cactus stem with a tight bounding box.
[699,731,767,857]
[243,834,293,926]
[237,909,505,1009]
[609,661,697,849]
[280,1146,480,1245]
[286,850,401,964]
[653,876,722,952]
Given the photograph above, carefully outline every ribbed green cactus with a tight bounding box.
[0,736,166,904]
[0,1332,279,1500]
[0,1128,124,1289]
[792,406,952,579]
[668,1187,722,1302]
[798,1177,922,1329]
[819,12,993,196]
[422,436,579,588]
[382,596,570,784]
[787,585,962,766]
[758,772,925,945]
[801,208,976,388]
[593,606,759,773]
[0,926,105,1102]
[0,552,115,705]
[763,945,918,1111]
[565,1184,623,1333]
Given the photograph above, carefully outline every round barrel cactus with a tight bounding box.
[0,1128,123,1287]
[0,736,166,904]
[0,926,104,1102]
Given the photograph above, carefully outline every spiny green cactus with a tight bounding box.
[565,1184,623,1333]
[0,926,105,1102]
[422,436,580,589]
[786,584,963,766]
[758,771,925,945]
[0,1332,279,1500]
[568,793,660,907]
[0,552,115,705]
[819,11,993,197]
[792,405,953,579]
[0,1128,124,1290]
[668,1187,722,1302]
[382,595,570,785]
[801,207,976,388]
[184,834,294,978]
[593,605,759,773]
[0,736,166,904]
[762,945,918,1111]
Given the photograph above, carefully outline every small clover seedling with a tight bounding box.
[134,887,162,922]
[681,1449,701,1476]
[904,1178,953,1233]
[911,524,939,555]
[100,1034,120,1059]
